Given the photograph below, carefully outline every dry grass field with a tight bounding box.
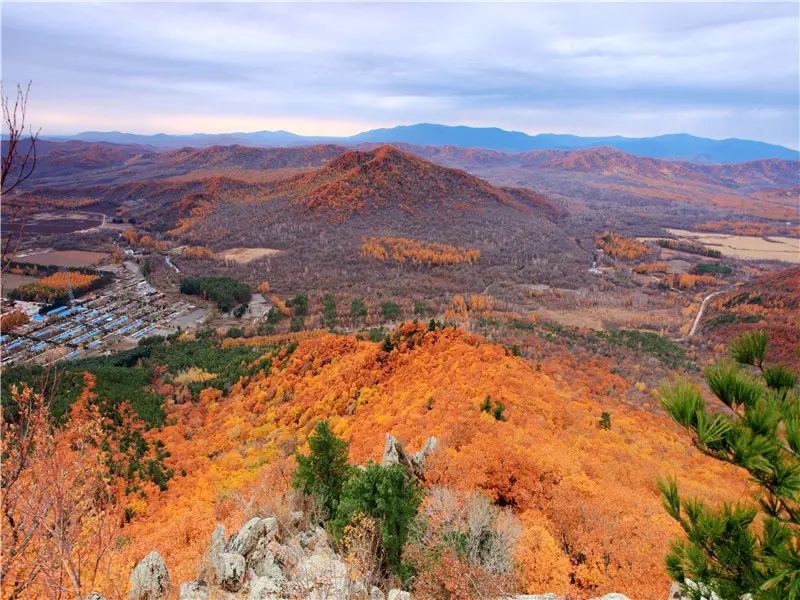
[666,228,800,263]
[216,247,282,263]
[14,250,109,267]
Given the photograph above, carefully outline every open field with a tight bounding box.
[0,273,40,292]
[216,247,282,263]
[666,229,800,263]
[15,249,110,267]
[4,210,105,235]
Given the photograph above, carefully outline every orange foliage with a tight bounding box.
[183,246,214,259]
[0,310,29,333]
[259,281,270,295]
[595,232,651,260]
[633,263,669,274]
[362,236,480,267]
[122,230,138,246]
[271,295,290,316]
[660,273,718,289]
[117,323,747,599]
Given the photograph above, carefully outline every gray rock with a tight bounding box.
[227,517,267,557]
[670,580,721,600]
[382,434,438,476]
[179,581,208,600]
[370,587,386,600]
[248,574,283,600]
[588,595,631,600]
[216,552,246,592]
[387,590,411,600]
[413,436,438,465]
[210,524,226,565]
[85,594,106,600]
[290,511,304,527]
[297,553,349,600]
[128,551,171,600]
[509,596,559,600]
[248,536,277,576]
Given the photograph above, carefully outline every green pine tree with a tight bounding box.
[293,421,352,519]
[332,462,422,576]
[658,331,799,600]
[599,411,612,430]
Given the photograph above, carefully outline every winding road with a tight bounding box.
[688,288,729,337]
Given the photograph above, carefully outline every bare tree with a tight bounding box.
[2,81,40,270]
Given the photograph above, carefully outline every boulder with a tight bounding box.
[387,590,411,600]
[129,551,171,600]
[227,517,275,557]
[209,524,226,566]
[179,581,208,600]
[216,552,246,592]
[509,596,559,600]
[248,574,283,600]
[85,594,107,600]
[370,587,386,600]
[413,436,438,466]
[248,536,277,576]
[297,553,349,600]
[670,580,721,600]
[382,434,438,476]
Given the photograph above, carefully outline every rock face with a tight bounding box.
[297,553,350,600]
[248,575,284,600]
[178,581,208,600]
[128,551,171,600]
[669,580,722,600]
[370,587,386,600]
[216,552,246,592]
[381,433,438,476]
[387,590,411,600]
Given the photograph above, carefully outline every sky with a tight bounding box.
[2,2,799,147]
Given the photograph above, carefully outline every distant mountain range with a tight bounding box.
[44,123,799,164]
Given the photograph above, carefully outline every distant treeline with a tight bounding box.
[179,276,251,311]
[657,239,722,258]
[5,261,114,307]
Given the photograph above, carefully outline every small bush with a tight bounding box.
[351,299,368,321]
[381,301,400,321]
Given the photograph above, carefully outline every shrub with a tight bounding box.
[658,331,799,599]
[323,293,337,327]
[414,300,433,316]
[291,293,309,317]
[226,327,244,339]
[599,411,612,430]
[293,421,351,519]
[692,262,733,275]
[233,303,248,318]
[333,462,422,576]
[290,316,305,332]
[381,301,400,321]
[351,299,367,321]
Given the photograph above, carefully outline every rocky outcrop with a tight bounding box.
[381,434,438,477]
[178,581,208,600]
[669,580,724,600]
[216,552,247,592]
[296,553,350,600]
[129,551,171,600]
[370,586,386,600]
[248,574,284,600]
[388,590,411,600]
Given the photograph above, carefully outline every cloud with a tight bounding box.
[2,2,798,146]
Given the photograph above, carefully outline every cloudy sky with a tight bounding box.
[2,2,799,147]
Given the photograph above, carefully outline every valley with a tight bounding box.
[2,136,798,600]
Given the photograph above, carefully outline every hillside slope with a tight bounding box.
[115,323,746,599]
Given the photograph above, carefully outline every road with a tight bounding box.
[688,288,728,337]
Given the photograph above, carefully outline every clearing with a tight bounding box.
[1,273,40,292]
[666,229,800,263]
[217,247,282,264]
[14,250,110,267]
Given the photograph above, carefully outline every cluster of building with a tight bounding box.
[1,261,196,368]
